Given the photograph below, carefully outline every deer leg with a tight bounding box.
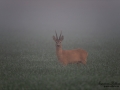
[77,61,81,64]
[62,61,68,66]
[82,59,86,65]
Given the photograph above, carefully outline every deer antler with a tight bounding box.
[55,30,58,40]
[59,31,62,39]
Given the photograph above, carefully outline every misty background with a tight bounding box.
[0,0,120,90]
[0,0,120,42]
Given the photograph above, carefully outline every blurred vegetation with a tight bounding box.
[0,30,120,90]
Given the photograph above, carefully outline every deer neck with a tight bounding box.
[56,45,63,60]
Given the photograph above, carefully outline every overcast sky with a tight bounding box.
[0,0,120,38]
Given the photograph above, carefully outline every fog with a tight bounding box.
[0,1,120,89]
[0,0,120,41]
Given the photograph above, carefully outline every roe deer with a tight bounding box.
[53,31,88,65]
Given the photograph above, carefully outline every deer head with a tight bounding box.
[53,31,64,47]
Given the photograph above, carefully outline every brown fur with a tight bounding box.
[56,46,88,65]
[53,31,88,65]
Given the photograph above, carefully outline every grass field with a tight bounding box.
[0,30,120,90]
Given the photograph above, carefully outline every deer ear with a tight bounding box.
[53,36,56,41]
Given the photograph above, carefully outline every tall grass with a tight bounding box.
[0,31,120,90]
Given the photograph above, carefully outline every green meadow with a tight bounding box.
[0,30,120,90]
